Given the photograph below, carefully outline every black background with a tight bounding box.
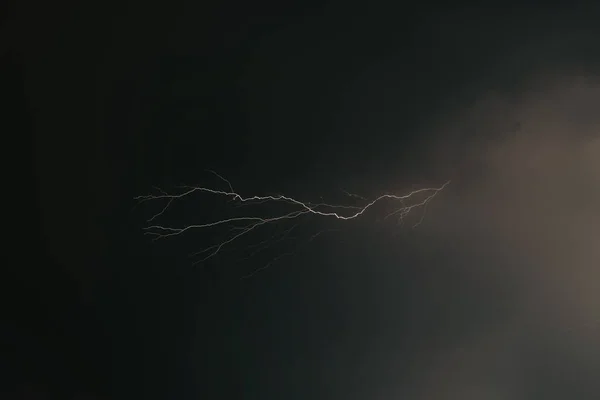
[4,2,600,398]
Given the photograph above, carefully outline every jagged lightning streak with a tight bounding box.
[136,171,450,275]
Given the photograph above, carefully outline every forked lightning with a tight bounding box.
[136,171,450,275]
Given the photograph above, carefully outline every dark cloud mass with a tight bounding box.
[409,74,600,398]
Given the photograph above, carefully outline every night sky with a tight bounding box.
[5,2,600,399]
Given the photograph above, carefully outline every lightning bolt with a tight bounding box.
[135,171,450,277]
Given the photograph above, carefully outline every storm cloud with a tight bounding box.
[409,72,600,399]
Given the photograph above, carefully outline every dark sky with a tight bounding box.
[5,2,600,399]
